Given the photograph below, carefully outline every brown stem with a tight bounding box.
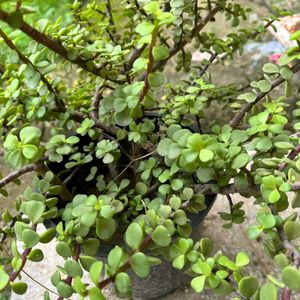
[197,19,275,79]
[229,60,300,128]
[0,9,102,76]
[281,287,291,300]
[90,86,104,122]
[0,28,65,111]
[278,144,300,171]
[9,224,37,282]
[137,6,220,81]
[98,234,152,290]
[57,244,81,300]
[0,161,45,189]
[105,0,116,32]
[139,25,159,101]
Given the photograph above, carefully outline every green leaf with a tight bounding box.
[24,201,45,223]
[199,149,214,162]
[169,196,181,210]
[133,58,148,70]
[268,189,281,203]
[0,266,9,291]
[89,261,103,285]
[282,266,300,291]
[274,253,290,270]
[236,252,250,267]
[22,144,38,159]
[263,63,280,74]
[22,229,39,248]
[108,246,123,273]
[198,262,211,276]
[284,221,300,241]
[280,66,294,80]
[135,22,155,36]
[290,30,300,40]
[64,259,83,278]
[237,92,256,102]
[171,178,183,191]
[80,211,97,228]
[115,272,132,297]
[10,282,28,295]
[28,249,44,262]
[96,217,116,240]
[231,153,251,169]
[57,281,73,298]
[131,252,150,278]
[144,1,160,15]
[191,275,206,293]
[125,222,143,249]
[199,237,214,257]
[79,255,97,272]
[157,12,175,25]
[115,109,132,127]
[256,137,272,151]
[274,141,294,149]
[56,241,73,258]
[152,225,172,247]
[157,138,173,156]
[82,238,100,256]
[173,210,187,226]
[20,126,41,144]
[172,254,185,270]
[238,276,258,298]
[260,283,277,300]
[88,287,105,300]
[153,45,169,61]
[257,80,272,92]
[148,73,164,87]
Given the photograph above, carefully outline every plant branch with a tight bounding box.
[9,224,37,282]
[90,86,104,122]
[137,6,220,81]
[57,244,81,300]
[139,25,159,101]
[97,234,152,289]
[229,60,300,128]
[0,9,103,77]
[0,28,65,111]
[278,144,300,171]
[0,162,43,189]
[196,19,275,79]
[105,0,116,32]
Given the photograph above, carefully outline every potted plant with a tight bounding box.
[1,0,300,299]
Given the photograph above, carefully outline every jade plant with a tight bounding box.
[0,0,300,299]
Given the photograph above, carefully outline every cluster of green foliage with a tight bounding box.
[0,0,300,299]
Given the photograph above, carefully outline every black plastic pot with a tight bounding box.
[44,194,216,299]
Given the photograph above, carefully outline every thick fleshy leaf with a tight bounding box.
[125,222,144,249]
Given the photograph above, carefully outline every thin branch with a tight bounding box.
[105,0,116,32]
[139,25,159,101]
[196,19,276,79]
[9,224,37,282]
[97,234,152,289]
[0,9,104,77]
[57,244,81,300]
[138,6,220,81]
[226,194,233,214]
[90,86,104,122]
[0,163,41,189]
[278,144,300,171]
[229,60,300,128]
[0,28,65,111]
